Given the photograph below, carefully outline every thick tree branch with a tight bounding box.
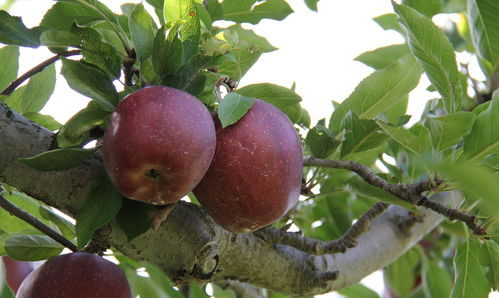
[1,50,81,96]
[0,103,463,295]
[0,190,77,252]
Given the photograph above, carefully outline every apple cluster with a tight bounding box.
[103,86,303,233]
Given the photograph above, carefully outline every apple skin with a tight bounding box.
[16,252,132,298]
[103,86,216,205]
[1,256,32,293]
[193,99,302,233]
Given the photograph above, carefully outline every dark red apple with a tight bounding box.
[193,99,303,233]
[103,86,216,205]
[16,252,132,298]
[2,256,32,293]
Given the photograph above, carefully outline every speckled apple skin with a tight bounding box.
[193,100,303,233]
[16,252,132,298]
[102,86,216,205]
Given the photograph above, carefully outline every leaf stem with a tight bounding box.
[1,49,81,96]
[0,191,78,252]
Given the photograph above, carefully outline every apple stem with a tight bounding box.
[0,49,82,96]
[0,189,78,252]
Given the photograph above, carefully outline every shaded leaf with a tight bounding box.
[0,45,19,92]
[218,93,255,128]
[23,112,61,131]
[39,30,80,48]
[18,64,56,115]
[467,0,499,73]
[115,199,153,242]
[393,2,464,114]
[463,96,499,162]
[57,102,111,148]
[402,0,442,17]
[330,55,421,133]
[216,48,261,81]
[451,238,490,298]
[373,13,404,34]
[480,241,499,290]
[39,206,76,240]
[341,111,388,158]
[75,176,123,249]
[0,11,41,47]
[129,4,157,62]
[303,0,319,12]
[18,148,97,172]
[428,112,475,151]
[377,121,430,156]
[355,44,410,69]
[422,258,453,298]
[384,248,420,297]
[61,58,118,112]
[40,1,104,31]
[306,119,339,158]
[152,25,183,78]
[164,0,200,63]
[5,235,63,261]
[0,191,51,234]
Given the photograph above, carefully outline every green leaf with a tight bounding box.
[354,44,410,69]
[218,93,255,128]
[282,104,310,127]
[18,64,56,115]
[0,282,14,298]
[142,262,184,298]
[0,45,19,92]
[23,113,61,131]
[75,176,123,249]
[341,111,388,158]
[152,25,183,78]
[373,13,404,34]
[428,111,476,151]
[39,206,76,240]
[216,49,261,81]
[227,24,277,53]
[71,24,122,79]
[146,0,163,9]
[338,283,380,298]
[163,0,200,62]
[393,2,464,114]
[305,119,339,158]
[57,101,111,148]
[384,248,420,297]
[480,241,499,290]
[39,30,81,48]
[329,55,421,133]
[303,0,319,12]
[422,258,453,298]
[115,199,153,242]
[40,1,104,31]
[237,83,301,111]
[402,0,443,17]
[5,235,63,261]
[61,58,118,112]
[463,96,499,162]
[467,0,499,73]
[129,4,157,62]
[221,0,293,24]
[18,148,97,172]
[122,266,170,298]
[0,191,51,234]
[0,11,41,47]
[377,121,430,156]
[451,238,491,298]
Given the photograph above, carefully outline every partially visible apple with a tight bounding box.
[103,86,216,205]
[16,252,132,298]
[1,256,32,293]
[193,99,303,233]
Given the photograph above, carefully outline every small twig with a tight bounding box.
[1,50,82,96]
[123,49,136,87]
[0,192,78,252]
[304,157,485,235]
[255,202,389,255]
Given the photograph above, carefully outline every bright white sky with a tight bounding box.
[5,1,491,297]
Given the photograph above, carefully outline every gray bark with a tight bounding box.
[0,103,462,295]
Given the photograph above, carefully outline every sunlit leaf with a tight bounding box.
[355,44,410,69]
[221,0,293,24]
[0,45,19,92]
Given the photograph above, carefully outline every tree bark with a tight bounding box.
[0,103,462,295]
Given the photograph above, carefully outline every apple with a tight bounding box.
[103,86,216,205]
[1,256,32,293]
[193,99,302,233]
[16,252,132,298]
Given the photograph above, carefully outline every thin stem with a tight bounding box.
[1,50,82,96]
[0,192,78,252]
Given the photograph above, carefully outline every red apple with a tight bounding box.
[1,256,32,293]
[103,86,216,205]
[193,99,302,233]
[16,252,132,298]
